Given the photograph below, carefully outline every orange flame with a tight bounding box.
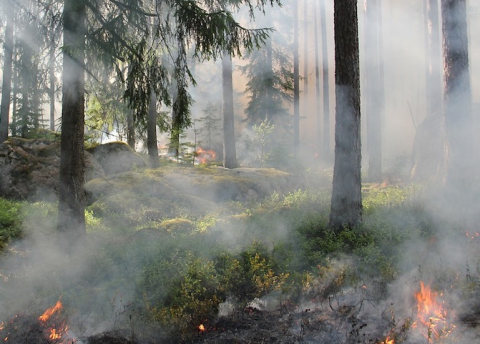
[414,281,455,340]
[380,336,394,344]
[195,148,216,164]
[198,324,205,332]
[39,300,63,322]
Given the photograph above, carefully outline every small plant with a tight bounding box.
[252,119,275,167]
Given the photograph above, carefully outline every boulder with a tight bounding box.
[87,141,146,175]
[0,138,104,201]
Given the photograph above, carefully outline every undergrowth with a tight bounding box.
[0,183,464,341]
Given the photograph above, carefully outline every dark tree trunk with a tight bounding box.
[222,53,237,169]
[264,8,273,122]
[293,0,300,157]
[57,0,87,237]
[365,0,383,182]
[147,91,159,168]
[320,0,331,162]
[329,0,362,230]
[0,1,14,142]
[314,1,321,154]
[441,0,473,189]
[127,109,135,149]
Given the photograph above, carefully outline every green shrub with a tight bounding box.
[0,198,22,249]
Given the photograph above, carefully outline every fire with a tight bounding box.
[198,324,205,332]
[380,336,394,344]
[414,281,455,340]
[39,300,63,322]
[195,147,216,164]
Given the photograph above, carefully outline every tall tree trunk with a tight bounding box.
[365,0,382,182]
[293,0,300,157]
[303,0,309,101]
[314,1,321,155]
[49,37,56,131]
[265,11,274,121]
[169,92,180,159]
[57,0,87,237]
[222,53,237,169]
[127,109,135,149]
[441,0,472,189]
[329,0,362,230]
[425,0,442,115]
[320,0,331,162]
[147,90,159,168]
[0,1,14,142]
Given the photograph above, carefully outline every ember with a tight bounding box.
[198,324,205,332]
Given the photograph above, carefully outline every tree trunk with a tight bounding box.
[0,1,14,142]
[365,0,382,182]
[293,0,300,158]
[314,1,321,154]
[127,109,135,149]
[265,16,274,122]
[57,0,87,238]
[49,37,56,132]
[425,0,442,115]
[320,0,331,162]
[441,0,473,189]
[147,91,159,168]
[329,0,362,230]
[303,0,309,101]
[222,53,237,169]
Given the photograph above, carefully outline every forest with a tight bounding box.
[0,0,480,343]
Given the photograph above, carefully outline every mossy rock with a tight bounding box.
[0,138,103,201]
[87,141,146,175]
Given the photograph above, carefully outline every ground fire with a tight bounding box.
[0,300,75,343]
[195,147,216,164]
[413,281,455,341]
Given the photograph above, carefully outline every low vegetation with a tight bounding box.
[0,172,478,342]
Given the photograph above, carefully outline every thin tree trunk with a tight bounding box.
[0,1,14,142]
[329,0,362,230]
[425,0,442,115]
[293,0,300,157]
[147,91,159,168]
[365,0,382,182]
[320,0,330,162]
[441,0,473,189]
[222,53,237,168]
[57,0,87,237]
[303,0,309,101]
[314,1,321,155]
[49,37,56,131]
[265,32,273,121]
[127,109,135,149]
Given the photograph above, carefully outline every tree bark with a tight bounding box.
[222,53,237,169]
[0,1,14,142]
[147,91,159,168]
[293,0,300,158]
[329,0,362,230]
[57,0,87,237]
[303,0,309,101]
[425,0,442,116]
[314,1,321,154]
[49,37,56,132]
[441,0,473,189]
[320,0,331,162]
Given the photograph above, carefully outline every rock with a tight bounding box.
[0,138,104,201]
[87,141,146,175]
